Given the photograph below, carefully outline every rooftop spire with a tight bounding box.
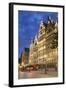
[48,16,51,20]
[40,17,44,25]
[39,17,45,35]
[55,16,58,27]
[48,16,51,24]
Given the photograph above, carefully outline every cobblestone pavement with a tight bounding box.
[18,69,58,79]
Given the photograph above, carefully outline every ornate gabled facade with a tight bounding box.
[29,16,58,67]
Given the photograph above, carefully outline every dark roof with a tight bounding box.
[24,48,29,52]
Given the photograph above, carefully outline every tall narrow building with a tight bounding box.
[21,48,29,65]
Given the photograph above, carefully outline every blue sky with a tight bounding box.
[18,10,58,58]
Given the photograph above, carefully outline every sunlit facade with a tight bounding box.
[29,16,58,66]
